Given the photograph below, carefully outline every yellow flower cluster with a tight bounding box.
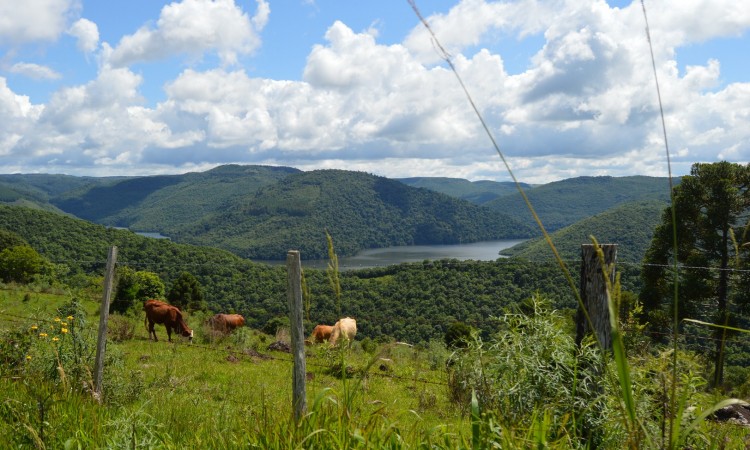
[31,319,70,340]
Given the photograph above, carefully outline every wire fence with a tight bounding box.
[0,310,450,388]
[4,305,750,385]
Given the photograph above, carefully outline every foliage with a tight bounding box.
[174,169,535,259]
[0,229,28,251]
[486,175,674,232]
[0,204,626,345]
[111,266,165,314]
[501,200,667,264]
[0,245,50,284]
[167,271,206,312]
[641,161,750,387]
[445,321,472,349]
[397,176,530,205]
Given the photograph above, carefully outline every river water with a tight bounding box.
[259,239,527,271]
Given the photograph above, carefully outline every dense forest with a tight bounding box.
[397,176,533,205]
[500,199,667,263]
[0,166,674,260]
[172,169,534,259]
[0,204,642,344]
[485,175,674,231]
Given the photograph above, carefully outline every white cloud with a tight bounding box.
[0,77,43,156]
[8,63,62,80]
[0,0,748,182]
[108,0,269,67]
[68,18,99,53]
[0,0,76,44]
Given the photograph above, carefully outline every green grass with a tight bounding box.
[2,284,749,448]
[1,293,473,448]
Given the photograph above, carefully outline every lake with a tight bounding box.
[258,239,527,270]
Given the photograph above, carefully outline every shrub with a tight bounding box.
[444,321,472,349]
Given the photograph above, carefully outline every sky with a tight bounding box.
[0,0,748,184]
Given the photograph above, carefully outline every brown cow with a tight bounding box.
[207,314,245,334]
[309,324,333,343]
[330,317,357,347]
[144,299,193,342]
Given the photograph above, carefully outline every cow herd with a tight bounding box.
[142,299,357,347]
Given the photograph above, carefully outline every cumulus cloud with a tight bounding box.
[0,0,748,182]
[0,0,76,44]
[68,18,99,53]
[8,63,62,80]
[108,0,269,67]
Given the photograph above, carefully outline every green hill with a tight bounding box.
[49,165,300,229]
[485,175,674,232]
[173,169,536,259]
[0,204,590,343]
[500,199,667,263]
[397,177,532,205]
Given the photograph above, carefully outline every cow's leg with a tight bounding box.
[166,325,173,342]
[148,320,157,341]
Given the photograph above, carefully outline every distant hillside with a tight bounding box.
[485,175,674,232]
[173,169,536,260]
[500,199,667,263]
[0,204,597,343]
[0,173,122,213]
[50,165,301,230]
[397,177,532,205]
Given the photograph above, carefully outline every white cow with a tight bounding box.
[330,317,357,347]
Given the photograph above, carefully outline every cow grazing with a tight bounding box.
[144,299,193,342]
[310,324,333,343]
[207,314,245,334]
[329,317,357,347]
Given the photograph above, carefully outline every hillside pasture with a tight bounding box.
[0,293,472,448]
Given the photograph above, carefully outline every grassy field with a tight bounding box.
[2,283,749,448]
[0,284,473,448]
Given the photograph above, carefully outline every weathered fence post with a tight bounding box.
[287,250,307,421]
[576,244,617,350]
[93,245,117,403]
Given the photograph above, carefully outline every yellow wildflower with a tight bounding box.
[39,333,48,338]
[61,328,68,334]
[52,337,59,342]
[30,325,38,331]
[54,317,61,322]
[26,355,31,360]
[66,316,74,321]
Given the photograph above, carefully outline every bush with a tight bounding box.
[107,314,136,342]
[444,321,472,349]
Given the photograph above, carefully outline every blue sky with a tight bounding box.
[0,0,748,183]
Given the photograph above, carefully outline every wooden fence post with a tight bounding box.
[287,250,307,422]
[576,244,617,350]
[93,245,117,403]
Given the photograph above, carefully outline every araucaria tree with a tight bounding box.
[641,161,750,388]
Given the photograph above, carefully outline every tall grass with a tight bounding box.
[406,0,749,447]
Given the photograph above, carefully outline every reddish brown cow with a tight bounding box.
[310,324,333,343]
[207,314,245,334]
[144,299,193,342]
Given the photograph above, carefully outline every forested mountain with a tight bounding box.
[51,165,300,229]
[484,175,674,232]
[500,200,667,263]
[0,204,638,344]
[0,173,125,214]
[1,166,675,261]
[397,177,532,205]
[171,169,535,259]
